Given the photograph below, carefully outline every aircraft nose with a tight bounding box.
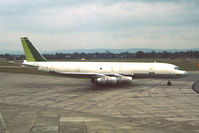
[184,71,188,76]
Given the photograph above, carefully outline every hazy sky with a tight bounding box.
[1,0,199,51]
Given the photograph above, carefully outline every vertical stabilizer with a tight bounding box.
[21,37,47,62]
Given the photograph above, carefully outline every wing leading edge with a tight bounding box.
[54,72,133,79]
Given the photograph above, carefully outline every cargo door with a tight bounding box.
[111,66,114,73]
[76,65,80,72]
[119,66,123,73]
[50,66,55,72]
[149,64,155,74]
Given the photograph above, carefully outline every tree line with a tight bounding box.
[1,50,199,60]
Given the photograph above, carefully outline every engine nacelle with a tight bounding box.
[96,76,117,85]
[93,76,132,85]
[116,76,132,84]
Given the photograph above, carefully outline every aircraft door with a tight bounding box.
[149,64,155,74]
[111,66,114,73]
[50,66,55,72]
[76,65,80,72]
[119,66,123,73]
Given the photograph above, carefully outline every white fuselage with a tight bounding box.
[23,61,188,79]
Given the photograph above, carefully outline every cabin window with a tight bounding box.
[174,66,180,70]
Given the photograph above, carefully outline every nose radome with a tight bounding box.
[184,71,188,76]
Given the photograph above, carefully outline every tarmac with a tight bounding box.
[0,72,199,133]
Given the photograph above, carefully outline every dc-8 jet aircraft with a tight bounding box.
[20,37,188,86]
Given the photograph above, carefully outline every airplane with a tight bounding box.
[20,37,188,86]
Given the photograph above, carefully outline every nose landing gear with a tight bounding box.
[167,81,172,86]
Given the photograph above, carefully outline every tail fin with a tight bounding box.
[21,37,47,62]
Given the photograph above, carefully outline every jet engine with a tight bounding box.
[95,76,117,85]
[93,76,132,85]
[116,76,132,84]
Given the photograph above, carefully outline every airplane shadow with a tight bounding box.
[85,83,136,91]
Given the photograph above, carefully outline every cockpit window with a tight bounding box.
[174,66,180,70]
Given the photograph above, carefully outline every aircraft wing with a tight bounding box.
[54,72,107,78]
[53,72,133,79]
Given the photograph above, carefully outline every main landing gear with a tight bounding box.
[167,81,172,86]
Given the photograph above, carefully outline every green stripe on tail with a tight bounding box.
[21,37,47,62]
